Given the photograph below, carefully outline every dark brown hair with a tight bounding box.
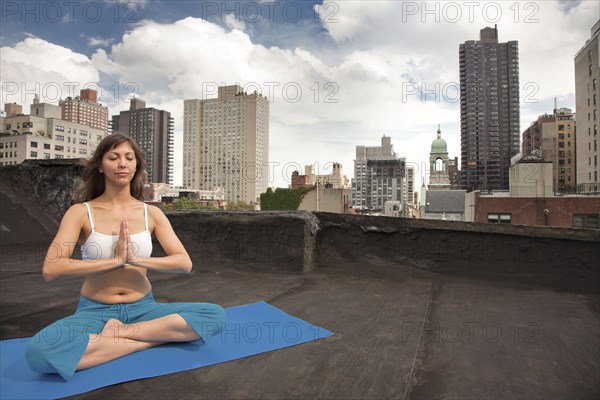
[73,133,147,203]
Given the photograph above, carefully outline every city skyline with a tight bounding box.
[1,1,599,188]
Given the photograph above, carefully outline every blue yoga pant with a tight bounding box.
[25,292,227,380]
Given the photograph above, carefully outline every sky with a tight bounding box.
[1,0,599,189]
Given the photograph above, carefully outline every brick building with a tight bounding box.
[59,89,109,135]
[465,160,600,228]
[291,170,311,188]
[465,192,599,228]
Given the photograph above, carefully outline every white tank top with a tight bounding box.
[80,202,153,261]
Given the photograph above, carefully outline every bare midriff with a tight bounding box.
[81,264,152,304]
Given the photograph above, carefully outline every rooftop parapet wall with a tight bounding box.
[155,211,319,273]
[0,159,81,242]
[314,212,600,293]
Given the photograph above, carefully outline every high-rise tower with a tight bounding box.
[112,98,174,184]
[575,20,600,192]
[183,85,269,204]
[460,26,520,191]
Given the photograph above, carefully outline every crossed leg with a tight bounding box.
[77,314,200,371]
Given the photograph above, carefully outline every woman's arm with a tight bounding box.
[125,205,192,274]
[42,204,126,282]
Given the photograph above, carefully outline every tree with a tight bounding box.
[173,196,217,210]
[227,201,255,211]
[260,187,312,210]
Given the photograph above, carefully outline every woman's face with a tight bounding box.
[101,141,137,184]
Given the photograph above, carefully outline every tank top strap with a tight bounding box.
[83,202,95,231]
[143,203,149,231]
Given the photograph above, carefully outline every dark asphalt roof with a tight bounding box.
[1,247,598,399]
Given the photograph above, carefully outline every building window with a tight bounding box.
[30,151,37,157]
[55,145,64,151]
[55,125,64,132]
[31,141,37,148]
[488,213,511,224]
[573,214,599,229]
[44,144,50,150]
[56,135,64,141]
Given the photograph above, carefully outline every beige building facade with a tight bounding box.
[0,101,105,166]
[575,20,600,192]
[521,108,576,193]
[298,187,351,213]
[508,160,554,197]
[183,85,269,204]
[304,163,350,188]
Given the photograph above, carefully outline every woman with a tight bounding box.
[25,133,226,381]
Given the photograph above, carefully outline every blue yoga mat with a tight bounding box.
[1,301,333,400]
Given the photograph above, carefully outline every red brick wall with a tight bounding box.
[291,174,310,188]
[475,196,600,227]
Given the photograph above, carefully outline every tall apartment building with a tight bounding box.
[405,165,415,207]
[0,100,105,166]
[460,26,520,191]
[521,107,576,193]
[351,135,405,211]
[59,89,109,135]
[183,85,269,204]
[575,20,600,192]
[112,98,174,184]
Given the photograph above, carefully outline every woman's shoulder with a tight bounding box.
[67,202,89,213]
[146,203,165,217]
[59,203,88,227]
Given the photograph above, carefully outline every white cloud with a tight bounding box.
[87,36,115,47]
[1,37,99,106]
[225,13,246,31]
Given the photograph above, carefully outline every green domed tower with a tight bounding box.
[429,125,451,190]
[431,126,448,154]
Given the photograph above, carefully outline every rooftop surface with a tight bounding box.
[0,233,600,399]
[1,160,599,399]
[2,243,599,399]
